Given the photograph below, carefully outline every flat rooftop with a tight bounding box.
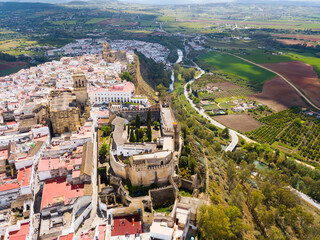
[41,177,84,210]
[51,91,77,111]
[8,222,29,240]
[111,214,142,237]
[161,107,176,132]
[132,150,171,162]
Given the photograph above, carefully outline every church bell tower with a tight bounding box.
[72,70,88,106]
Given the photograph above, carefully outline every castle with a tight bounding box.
[109,102,181,187]
[49,70,89,135]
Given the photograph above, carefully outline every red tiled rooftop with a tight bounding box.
[111,214,142,237]
[58,233,74,240]
[8,222,29,240]
[0,182,20,192]
[41,177,84,209]
[72,170,80,178]
[73,157,82,165]
[17,166,32,187]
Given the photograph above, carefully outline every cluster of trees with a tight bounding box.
[101,125,112,137]
[171,60,320,239]
[128,111,159,143]
[99,143,108,159]
[98,125,112,159]
[179,128,196,178]
[120,71,133,82]
[199,154,319,239]
[173,63,196,82]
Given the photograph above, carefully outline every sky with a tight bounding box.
[119,0,319,4]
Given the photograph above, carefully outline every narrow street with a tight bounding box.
[77,130,104,234]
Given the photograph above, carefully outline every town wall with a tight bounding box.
[149,186,176,209]
[110,152,129,179]
[119,106,160,123]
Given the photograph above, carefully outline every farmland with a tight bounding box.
[246,108,320,161]
[85,18,110,24]
[262,61,320,107]
[192,74,254,101]
[213,114,261,132]
[233,50,293,64]
[285,52,320,75]
[251,76,307,112]
[196,51,276,91]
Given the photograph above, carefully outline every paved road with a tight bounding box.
[183,61,256,152]
[77,130,102,234]
[291,188,320,211]
[228,53,320,111]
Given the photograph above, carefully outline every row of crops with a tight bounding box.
[246,108,320,161]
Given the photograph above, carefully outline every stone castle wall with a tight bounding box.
[110,152,173,187]
[119,106,160,123]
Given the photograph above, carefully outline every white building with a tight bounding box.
[89,81,147,105]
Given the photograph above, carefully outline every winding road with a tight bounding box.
[183,60,246,152]
[182,50,320,210]
[227,52,320,111]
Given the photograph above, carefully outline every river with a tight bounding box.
[169,49,183,92]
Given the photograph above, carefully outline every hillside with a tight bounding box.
[131,55,158,104]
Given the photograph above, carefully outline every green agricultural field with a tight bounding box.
[286,52,320,75]
[203,104,219,111]
[197,51,276,91]
[50,20,76,25]
[235,50,293,64]
[124,30,152,34]
[157,16,176,22]
[162,21,217,33]
[85,18,110,24]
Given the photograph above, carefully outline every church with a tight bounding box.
[102,41,127,63]
[49,70,90,135]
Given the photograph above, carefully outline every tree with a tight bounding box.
[147,108,151,124]
[136,128,145,142]
[135,114,141,129]
[147,120,152,142]
[268,226,285,240]
[179,156,189,168]
[99,143,108,157]
[120,71,133,82]
[174,63,181,72]
[227,160,237,192]
[153,121,160,130]
[248,189,265,212]
[156,84,168,99]
[198,205,234,240]
[189,156,196,175]
[101,125,112,137]
[129,128,135,142]
[221,127,229,139]
[213,142,222,152]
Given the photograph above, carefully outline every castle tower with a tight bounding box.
[72,70,88,106]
